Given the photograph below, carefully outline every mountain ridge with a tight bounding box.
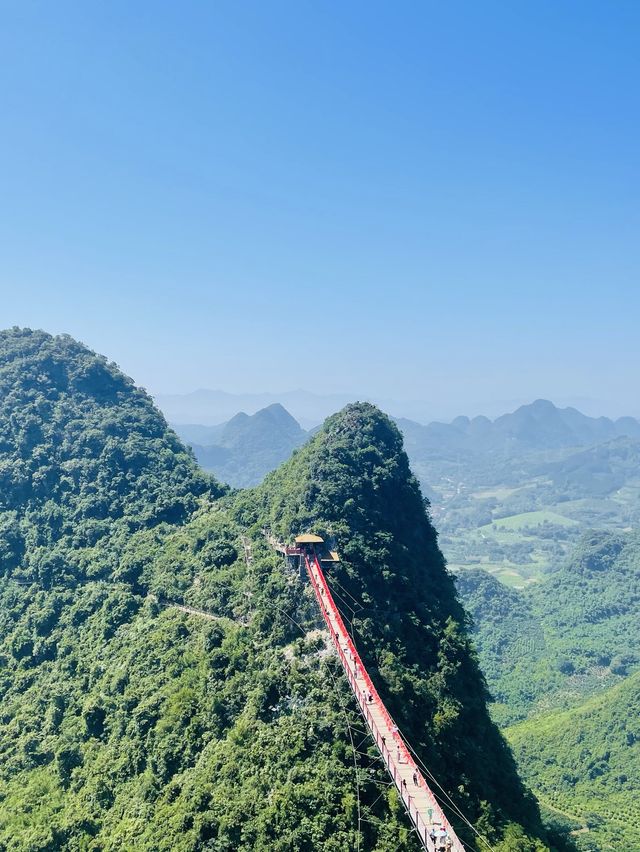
[236,402,555,848]
[398,399,640,456]
[174,398,640,493]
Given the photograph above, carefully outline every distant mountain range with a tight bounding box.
[156,388,635,429]
[174,398,640,490]
[539,436,640,499]
[157,389,365,429]
[398,398,640,456]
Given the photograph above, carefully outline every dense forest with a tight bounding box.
[0,328,219,587]
[0,329,562,851]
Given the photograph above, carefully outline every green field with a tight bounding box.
[480,510,579,532]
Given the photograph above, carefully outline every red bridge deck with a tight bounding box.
[302,548,466,852]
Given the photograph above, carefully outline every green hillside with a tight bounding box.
[506,672,640,851]
[455,569,551,724]
[480,511,578,532]
[457,531,640,725]
[0,331,558,851]
[0,327,219,588]
[239,403,551,847]
[185,404,308,488]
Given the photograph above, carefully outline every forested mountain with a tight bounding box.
[176,404,308,488]
[507,672,640,850]
[0,330,559,851]
[236,404,555,849]
[0,328,219,588]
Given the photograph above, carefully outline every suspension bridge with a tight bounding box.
[274,533,468,852]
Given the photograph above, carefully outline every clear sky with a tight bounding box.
[1,1,638,417]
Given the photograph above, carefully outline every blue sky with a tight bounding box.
[1,1,638,417]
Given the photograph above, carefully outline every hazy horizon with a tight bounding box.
[153,385,640,427]
[3,3,639,416]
